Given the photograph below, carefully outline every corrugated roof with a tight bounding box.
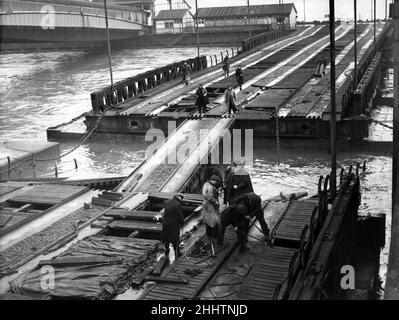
[197,4,297,19]
[155,9,189,20]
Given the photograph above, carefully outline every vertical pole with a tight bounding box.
[103,0,114,100]
[387,0,389,20]
[374,0,377,46]
[54,160,58,178]
[7,156,11,178]
[32,158,37,179]
[195,0,200,59]
[303,0,306,22]
[282,0,284,30]
[247,0,251,38]
[329,0,337,197]
[386,0,399,300]
[354,0,358,86]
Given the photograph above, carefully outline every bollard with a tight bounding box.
[220,52,223,61]
[214,54,217,64]
[74,158,78,170]
[226,49,229,57]
[231,48,234,56]
[363,160,367,171]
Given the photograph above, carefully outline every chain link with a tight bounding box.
[270,199,293,243]
[364,114,393,130]
[1,107,109,176]
[275,107,280,166]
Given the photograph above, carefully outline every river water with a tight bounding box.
[0,48,393,298]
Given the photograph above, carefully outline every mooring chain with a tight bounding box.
[270,199,293,244]
[274,107,280,166]
[364,114,393,130]
[0,107,110,176]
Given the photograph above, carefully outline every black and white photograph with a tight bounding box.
[0,0,397,308]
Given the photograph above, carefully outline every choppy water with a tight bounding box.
[0,48,393,297]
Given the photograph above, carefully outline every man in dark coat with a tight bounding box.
[224,164,253,205]
[195,84,208,115]
[217,203,250,252]
[235,65,244,90]
[162,194,185,257]
[233,192,270,240]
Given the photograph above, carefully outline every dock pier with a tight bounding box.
[0,21,393,300]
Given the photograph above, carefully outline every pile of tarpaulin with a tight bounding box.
[11,235,161,299]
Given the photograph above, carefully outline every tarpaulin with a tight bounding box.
[11,235,161,299]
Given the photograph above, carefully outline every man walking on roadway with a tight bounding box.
[235,65,244,90]
[195,83,208,116]
[181,62,192,85]
[224,86,237,114]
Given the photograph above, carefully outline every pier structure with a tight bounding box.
[0,22,393,300]
[48,21,392,142]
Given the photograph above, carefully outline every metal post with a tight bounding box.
[374,0,377,46]
[385,0,399,300]
[195,0,200,59]
[103,0,114,101]
[247,0,251,38]
[354,0,358,86]
[329,0,337,197]
[303,0,306,22]
[7,156,11,178]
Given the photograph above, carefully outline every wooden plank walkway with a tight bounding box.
[236,246,297,300]
[108,220,162,234]
[7,184,88,206]
[274,200,316,248]
[105,209,162,222]
[141,229,237,300]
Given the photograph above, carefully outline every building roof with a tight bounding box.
[155,9,189,20]
[197,4,297,19]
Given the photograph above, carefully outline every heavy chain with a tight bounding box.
[270,199,293,243]
[274,107,280,166]
[364,114,393,130]
[1,108,108,176]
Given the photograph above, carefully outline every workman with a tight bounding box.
[217,203,251,252]
[162,194,185,257]
[224,162,254,205]
[233,192,270,241]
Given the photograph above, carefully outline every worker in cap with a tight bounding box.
[201,175,222,241]
[217,203,251,252]
[162,194,184,258]
[233,192,270,241]
[224,161,253,205]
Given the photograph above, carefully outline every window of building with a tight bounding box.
[165,21,174,28]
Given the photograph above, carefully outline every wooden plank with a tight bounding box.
[0,215,12,228]
[38,256,124,267]
[152,256,168,276]
[8,184,87,206]
[109,220,162,233]
[105,209,162,222]
[145,276,189,285]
